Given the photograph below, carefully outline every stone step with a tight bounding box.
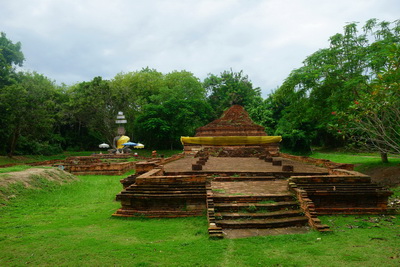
[215,209,304,220]
[299,184,386,190]
[216,216,309,229]
[131,186,205,189]
[113,209,203,217]
[116,193,205,198]
[298,183,381,187]
[213,194,295,203]
[126,189,206,194]
[306,191,392,196]
[214,201,299,212]
[130,184,205,188]
[213,176,276,181]
[316,207,397,214]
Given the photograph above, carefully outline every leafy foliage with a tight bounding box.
[0,72,62,155]
[270,19,400,154]
[2,20,398,156]
[204,69,261,118]
[0,32,24,87]
[135,71,212,149]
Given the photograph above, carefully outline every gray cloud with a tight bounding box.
[1,0,399,96]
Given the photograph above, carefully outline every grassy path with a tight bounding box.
[0,171,399,266]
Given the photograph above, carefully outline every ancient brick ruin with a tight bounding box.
[112,105,394,238]
[55,154,137,175]
[181,105,281,156]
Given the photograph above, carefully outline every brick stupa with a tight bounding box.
[181,105,282,155]
[195,105,267,136]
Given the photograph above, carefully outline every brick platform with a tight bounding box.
[113,154,394,238]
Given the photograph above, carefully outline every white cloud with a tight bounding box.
[1,0,399,96]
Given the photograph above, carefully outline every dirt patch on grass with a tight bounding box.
[363,165,400,188]
[0,168,78,202]
[223,227,310,239]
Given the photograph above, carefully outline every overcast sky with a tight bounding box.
[1,0,399,96]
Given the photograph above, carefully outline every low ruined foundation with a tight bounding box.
[112,152,394,238]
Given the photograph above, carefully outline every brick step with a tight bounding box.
[299,185,385,189]
[113,209,203,217]
[71,171,128,175]
[213,176,276,181]
[117,193,206,198]
[216,216,309,229]
[290,176,371,183]
[316,207,397,214]
[213,194,295,203]
[298,185,386,190]
[298,183,380,186]
[216,209,304,220]
[127,186,205,190]
[214,201,299,212]
[306,191,392,196]
[208,225,224,239]
[130,184,205,188]
[301,189,388,193]
[125,189,206,194]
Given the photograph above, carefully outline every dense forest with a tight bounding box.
[0,19,399,159]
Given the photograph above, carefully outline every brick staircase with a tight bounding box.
[206,179,310,238]
[213,194,308,230]
[113,175,207,218]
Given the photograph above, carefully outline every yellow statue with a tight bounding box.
[116,135,130,149]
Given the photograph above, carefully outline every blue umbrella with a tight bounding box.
[122,142,138,146]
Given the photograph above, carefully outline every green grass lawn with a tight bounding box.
[1,171,399,266]
[310,152,400,172]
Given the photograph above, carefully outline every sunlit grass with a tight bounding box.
[0,170,399,266]
[0,165,36,173]
[310,152,400,172]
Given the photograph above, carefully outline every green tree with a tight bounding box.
[271,19,400,153]
[0,32,24,87]
[0,72,62,156]
[135,70,212,149]
[161,70,206,102]
[246,96,277,135]
[337,42,400,162]
[110,68,163,109]
[109,68,165,136]
[204,70,261,118]
[135,98,211,149]
[63,77,119,149]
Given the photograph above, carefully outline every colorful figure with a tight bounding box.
[116,135,130,149]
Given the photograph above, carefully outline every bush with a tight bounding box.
[280,130,312,153]
[16,139,63,156]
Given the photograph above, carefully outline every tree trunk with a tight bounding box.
[7,125,20,158]
[380,152,389,163]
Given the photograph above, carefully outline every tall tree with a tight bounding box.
[135,70,211,149]
[270,19,400,154]
[336,41,400,161]
[203,70,261,118]
[0,72,61,156]
[0,32,24,87]
[109,68,165,136]
[63,77,118,149]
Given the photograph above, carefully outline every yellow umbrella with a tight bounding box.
[134,143,145,149]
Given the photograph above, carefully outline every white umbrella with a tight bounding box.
[99,143,110,149]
